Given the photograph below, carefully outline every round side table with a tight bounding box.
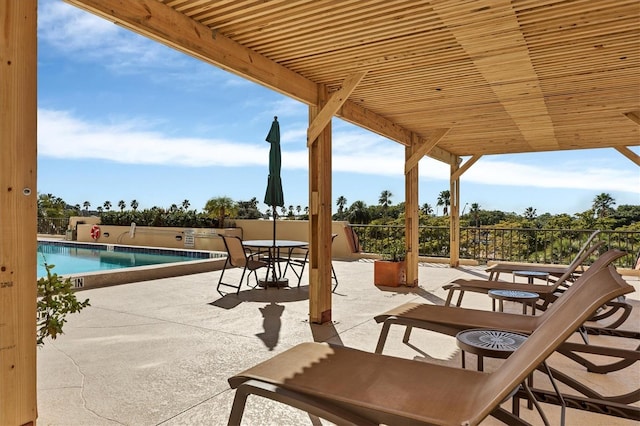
[456,329,566,426]
[488,289,539,315]
[456,329,528,371]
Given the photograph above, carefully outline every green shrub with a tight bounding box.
[37,263,90,346]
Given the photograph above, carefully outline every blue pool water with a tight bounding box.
[37,241,213,278]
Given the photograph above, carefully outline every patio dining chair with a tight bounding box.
[216,235,268,295]
[226,258,634,426]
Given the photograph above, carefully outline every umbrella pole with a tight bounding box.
[272,206,277,283]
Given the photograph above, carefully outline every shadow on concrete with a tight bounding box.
[209,286,309,309]
[375,285,447,306]
[456,265,492,279]
[255,302,285,351]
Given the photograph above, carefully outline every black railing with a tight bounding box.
[37,217,69,235]
[351,224,640,269]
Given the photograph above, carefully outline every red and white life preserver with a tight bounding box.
[90,225,101,240]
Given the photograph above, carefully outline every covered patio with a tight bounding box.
[1,0,639,423]
[35,261,640,425]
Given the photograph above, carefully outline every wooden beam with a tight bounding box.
[64,0,458,165]
[308,85,333,324]
[404,134,420,287]
[624,111,640,126]
[451,154,483,181]
[449,160,460,268]
[338,101,456,165]
[307,71,367,147]
[0,0,38,423]
[405,128,451,173]
[64,0,318,103]
[615,146,640,166]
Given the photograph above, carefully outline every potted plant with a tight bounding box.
[374,240,406,287]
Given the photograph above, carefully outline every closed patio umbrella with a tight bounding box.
[264,116,284,284]
[264,116,284,213]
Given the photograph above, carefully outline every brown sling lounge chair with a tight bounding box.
[226,258,634,425]
[373,250,639,420]
[485,230,601,281]
[443,242,633,328]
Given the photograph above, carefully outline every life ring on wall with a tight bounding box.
[90,225,101,240]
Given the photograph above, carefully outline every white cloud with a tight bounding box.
[38,109,268,167]
[38,109,639,195]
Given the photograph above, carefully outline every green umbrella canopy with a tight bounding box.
[264,116,284,208]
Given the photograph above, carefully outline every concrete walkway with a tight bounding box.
[37,260,639,425]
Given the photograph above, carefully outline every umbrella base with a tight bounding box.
[258,277,289,288]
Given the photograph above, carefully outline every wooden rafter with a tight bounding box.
[405,128,451,174]
[431,0,559,151]
[307,71,367,147]
[64,0,456,164]
[615,146,640,166]
[451,154,483,181]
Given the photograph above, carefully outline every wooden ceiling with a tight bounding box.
[65,0,640,165]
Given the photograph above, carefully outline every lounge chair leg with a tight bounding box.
[402,326,413,344]
[228,387,251,426]
[375,322,392,354]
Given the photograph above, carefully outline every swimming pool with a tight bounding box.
[37,241,225,287]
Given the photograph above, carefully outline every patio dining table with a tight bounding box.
[243,240,308,287]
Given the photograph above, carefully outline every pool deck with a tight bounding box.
[37,260,639,425]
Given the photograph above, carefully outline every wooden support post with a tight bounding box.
[308,85,332,323]
[449,158,461,267]
[404,135,420,286]
[0,0,38,424]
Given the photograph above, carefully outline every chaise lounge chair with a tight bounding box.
[443,241,633,328]
[373,249,639,421]
[485,230,601,281]
[226,254,634,425]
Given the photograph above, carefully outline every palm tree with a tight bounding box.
[280,206,287,217]
[469,203,481,227]
[204,196,238,228]
[103,201,112,211]
[421,203,433,216]
[83,201,91,216]
[118,200,126,211]
[296,205,301,217]
[130,199,139,211]
[347,200,370,224]
[378,190,393,218]
[523,207,537,220]
[592,193,615,218]
[436,190,450,216]
[336,195,347,219]
[182,199,190,210]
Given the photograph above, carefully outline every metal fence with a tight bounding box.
[351,224,640,269]
[37,217,68,235]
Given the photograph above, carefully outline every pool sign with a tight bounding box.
[184,229,195,248]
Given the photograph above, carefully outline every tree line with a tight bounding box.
[38,191,639,232]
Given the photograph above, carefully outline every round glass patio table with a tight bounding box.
[243,240,308,287]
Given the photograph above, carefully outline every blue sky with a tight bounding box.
[37,1,639,216]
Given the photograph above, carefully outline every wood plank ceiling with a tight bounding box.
[66,0,640,163]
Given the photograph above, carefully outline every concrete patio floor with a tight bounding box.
[37,260,639,425]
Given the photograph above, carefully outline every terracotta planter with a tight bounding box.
[374,260,406,287]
